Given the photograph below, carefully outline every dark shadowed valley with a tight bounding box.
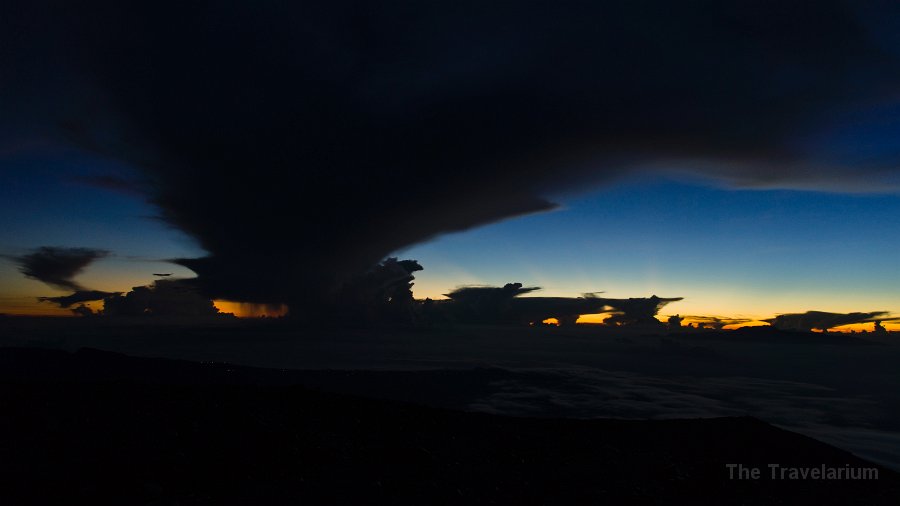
[3,317,900,504]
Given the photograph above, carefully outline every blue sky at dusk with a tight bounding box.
[400,175,900,321]
[4,152,900,324]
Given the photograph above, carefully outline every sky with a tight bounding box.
[2,1,900,328]
[0,149,199,315]
[400,174,900,327]
[3,157,900,328]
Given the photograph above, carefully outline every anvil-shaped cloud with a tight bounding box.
[5,1,900,313]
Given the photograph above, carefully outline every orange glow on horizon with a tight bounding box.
[574,313,771,329]
[0,297,103,317]
[2,293,899,331]
[570,313,900,332]
[213,300,288,318]
[0,305,70,317]
[830,321,900,333]
[575,313,607,324]
[3,298,291,319]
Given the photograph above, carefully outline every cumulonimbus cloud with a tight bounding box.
[5,1,900,312]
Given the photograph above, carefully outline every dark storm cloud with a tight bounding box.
[10,247,109,291]
[5,1,900,310]
[71,174,146,196]
[38,290,120,308]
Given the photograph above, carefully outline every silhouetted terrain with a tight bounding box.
[3,317,900,470]
[1,347,898,505]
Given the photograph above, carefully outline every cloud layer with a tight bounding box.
[38,290,120,308]
[764,311,891,332]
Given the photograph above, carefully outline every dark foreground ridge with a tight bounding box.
[1,348,897,505]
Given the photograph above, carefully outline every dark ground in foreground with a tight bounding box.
[0,347,898,505]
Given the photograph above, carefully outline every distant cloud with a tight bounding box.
[35,279,228,319]
[69,304,95,317]
[446,283,542,301]
[439,286,682,327]
[764,311,891,332]
[38,290,120,308]
[102,279,223,318]
[683,316,753,330]
[10,247,109,291]
[601,296,683,326]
